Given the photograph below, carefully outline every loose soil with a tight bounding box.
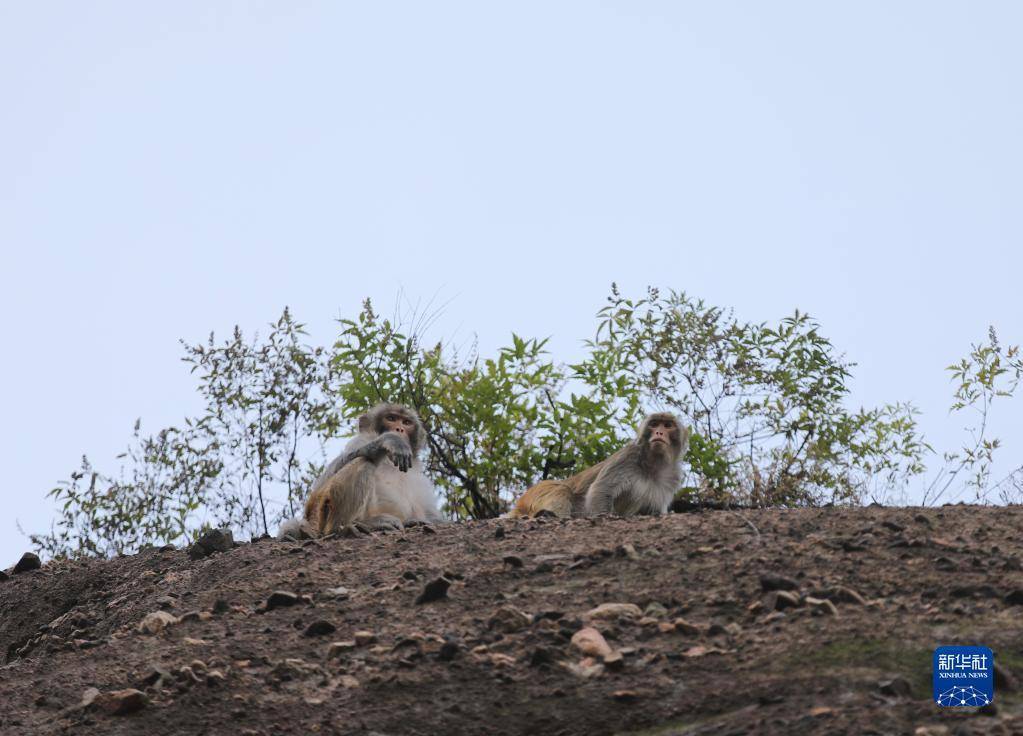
[2,506,1022,735]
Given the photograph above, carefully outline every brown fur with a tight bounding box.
[509,412,689,519]
[295,403,442,536]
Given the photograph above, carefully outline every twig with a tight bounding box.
[727,509,761,543]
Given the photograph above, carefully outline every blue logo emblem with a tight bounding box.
[933,646,994,707]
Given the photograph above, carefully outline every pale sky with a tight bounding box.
[2,2,1021,565]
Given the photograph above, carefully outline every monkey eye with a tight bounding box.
[386,414,397,421]
[402,418,413,426]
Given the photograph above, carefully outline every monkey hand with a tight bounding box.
[378,432,413,472]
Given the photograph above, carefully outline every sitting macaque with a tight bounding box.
[280,403,444,537]
[509,412,690,518]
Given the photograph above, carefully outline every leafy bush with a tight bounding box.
[31,288,1019,559]
[579,286,929,505]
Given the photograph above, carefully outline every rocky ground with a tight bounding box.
[2,506,1023,735]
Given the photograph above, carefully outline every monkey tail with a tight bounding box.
[507,481,573,519]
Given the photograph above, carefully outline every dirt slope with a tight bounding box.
[2,506,1023,736]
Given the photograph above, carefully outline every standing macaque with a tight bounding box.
[509,412,689,519]
[279,403,444,537]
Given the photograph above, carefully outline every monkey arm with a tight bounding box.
[584,456,637,515]
[315,433,413,490]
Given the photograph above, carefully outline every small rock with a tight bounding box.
[878,677,913,698]
[1004,590,1023,606]
[571,627,613,658]
[643,601,668,618]
[304,620,337,637]
[682,645,726,658]
[488,652,517,668]
[13,552,41,574]
[339,675,360,689]
[616,544,640,560]
[612,689,640,702]
[759,573,799,592]
[80,687,101,708]
[490,607,532,633]
[182,637,209,646]
[563,660,604,679]
[136,611,179,635]
[672,618,702,636]
[354,630,377,646]
[502,555,524,568]
[206,670,227,686]
[327,641,357,659]
[265,590,304,611]
[99,689,148,715]
[212,598,230,614]
[494,526,506,539]
[762,611,786,624]
[154,595,176,610]
[322,586,350,600]
[187,528,234,560]
[415,576,451,604]
[586,603,642,621]
[438,640,460,661]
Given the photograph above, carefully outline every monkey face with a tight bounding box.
[359,403,426,453]
[640,413,685,459]
[380,410,416,439]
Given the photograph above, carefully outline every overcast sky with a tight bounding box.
[2,2,1021,565]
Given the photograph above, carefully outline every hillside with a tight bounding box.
[2,507,1022,735]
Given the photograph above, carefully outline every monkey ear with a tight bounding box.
[357,414,371,433]
[679,426,692,454]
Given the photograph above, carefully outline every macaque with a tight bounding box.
[279,403,443,537]
[509,412,689,519]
